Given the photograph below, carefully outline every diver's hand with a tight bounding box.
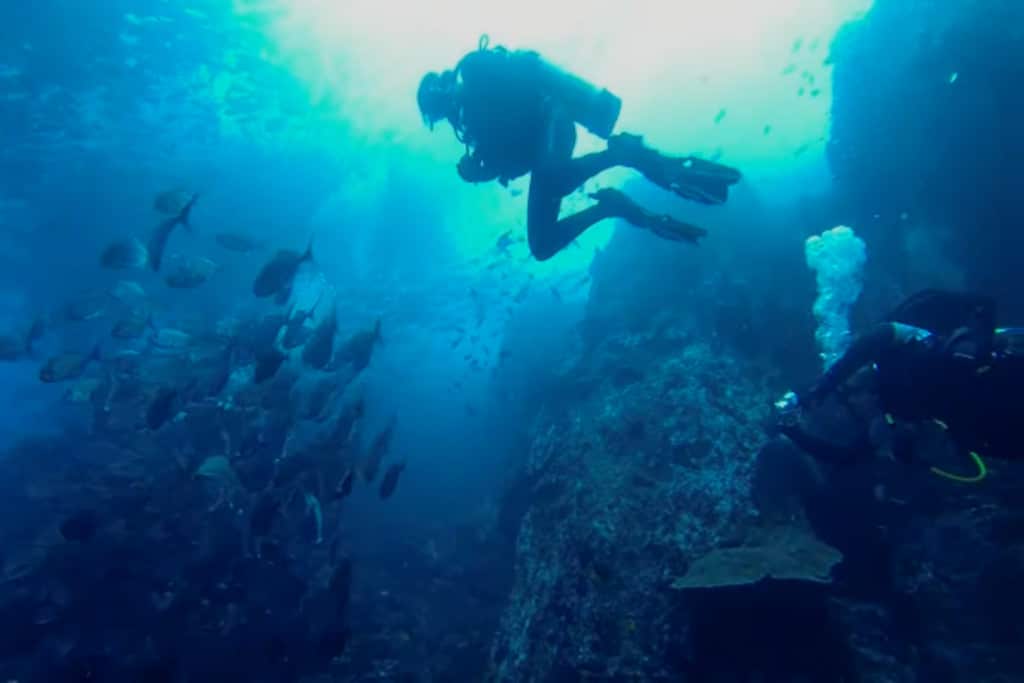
[771,391,802,433]
[456,154,477,181]
[774,390,800,413]
[457,154,496,183]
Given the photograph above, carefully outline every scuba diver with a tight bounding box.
[774,290,1024,483]
[416,36,742,261]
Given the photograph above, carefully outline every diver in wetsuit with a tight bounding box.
[775,290,1024,481]
[417,36,742,261]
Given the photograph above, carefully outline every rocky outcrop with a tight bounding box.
[828,0,1024,318]
[486,325,854,681]
[485,3,1024,678]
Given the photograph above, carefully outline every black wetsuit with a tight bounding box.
[787,322,1024,462]
[452,48,631,260]
[448,46,739,261]
[452,48,548,185]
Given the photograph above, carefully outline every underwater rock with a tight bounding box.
[828,0,1024,318]
[488,333,772,681]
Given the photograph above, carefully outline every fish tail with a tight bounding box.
[176,193,200,231]
[90,344,103,363]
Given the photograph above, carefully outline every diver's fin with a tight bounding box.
[662,158,741,205]
[647,156,741,205]
[590,188,706,244]
[678,156,743,184]
[608,134,741,204]
[646,215,708,244]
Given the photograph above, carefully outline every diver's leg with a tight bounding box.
[527,112,709,260]
[540,136,741,205]
[540,149,620,197]
[527,183,707,260]
[527,111,611,260]
[526,173,612,261]
[532,109,612,198]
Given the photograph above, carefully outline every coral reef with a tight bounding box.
[670,524,842,590]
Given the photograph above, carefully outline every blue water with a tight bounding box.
[1,1,1022,681]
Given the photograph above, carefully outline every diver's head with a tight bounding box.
[417,70,456,129]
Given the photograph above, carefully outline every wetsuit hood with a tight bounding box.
[418,70,456,129]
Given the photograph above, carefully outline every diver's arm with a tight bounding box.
[807,323,904,401]
[777,423,867,465]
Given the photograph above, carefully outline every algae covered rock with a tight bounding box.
[488,332,774,681]
[670,524,843,590]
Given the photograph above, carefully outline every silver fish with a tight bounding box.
[39,346,100,383]
[252,240,314,299]
[164,255,220,289]
[301,305,337,370]
[100,238,149,270]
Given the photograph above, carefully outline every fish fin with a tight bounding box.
[309,287,326,317]
[90,344,103,363]
[302,236,315,263]
[374,319,384,345]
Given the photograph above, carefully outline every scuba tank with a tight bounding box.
[531,53,622,139]
[477,35,622,140]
